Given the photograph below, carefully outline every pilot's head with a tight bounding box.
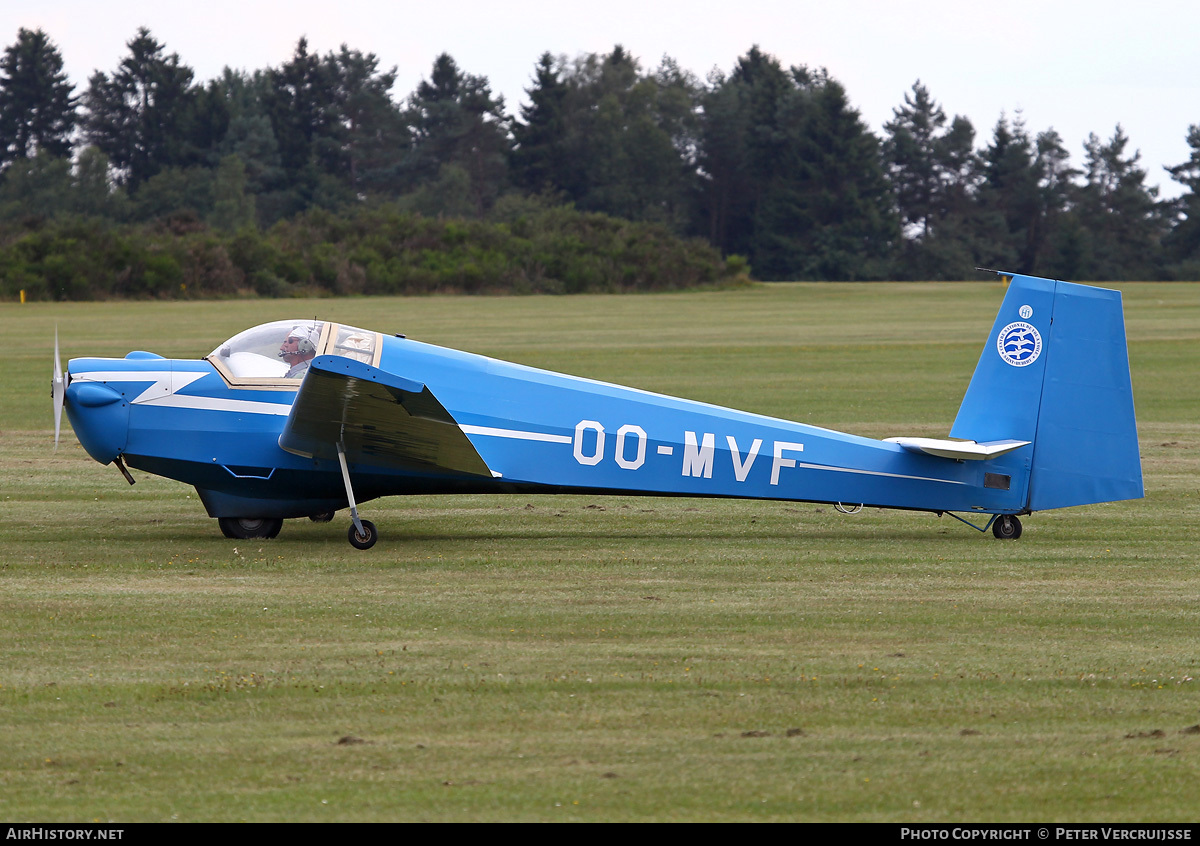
[279,325,318,364]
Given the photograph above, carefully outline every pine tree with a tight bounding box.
[403,53,510,216]
[973,114,1041,271]
[510,52,570,195]
[209,70,285,195]
[1022,128,1077,276]
[264,38,337,182]
[324,46,402,195]
[554,47,699,230]
[1162,124,1200,273]
[882,82,988,278]
[0,28,76,167]
[751,68,896,279]
[696,65,751,248]
[882,81,947,241]
[698,47,792,262]
[1071,126,1165,279]
[702,49,896,279]
[81,27,197,190]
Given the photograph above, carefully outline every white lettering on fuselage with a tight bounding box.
[727,435,763,482]
[771,441,805,485]
[682,431,715,478]
[615,424,647,470]
[569,422,800,487]
[573,420,605,466]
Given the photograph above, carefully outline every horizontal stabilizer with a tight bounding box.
[278,355,493,478]
[885,437,1030,461]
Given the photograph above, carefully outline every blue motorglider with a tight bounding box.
[53,273,1143,549]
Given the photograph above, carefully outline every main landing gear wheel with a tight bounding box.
[992,514,1023,540]
[348,519,378,550]
[218,517,283,539]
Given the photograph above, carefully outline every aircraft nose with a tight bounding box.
[64,368,130,465]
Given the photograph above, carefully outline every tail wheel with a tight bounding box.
[218,517,283,539]
[992,515,1023,540]
[348,520,378,550]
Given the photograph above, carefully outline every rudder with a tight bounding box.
[1026,280,1143,510]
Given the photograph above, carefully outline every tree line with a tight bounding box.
[1,26,1198,299]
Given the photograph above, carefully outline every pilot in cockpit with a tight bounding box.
[279,324,319,378]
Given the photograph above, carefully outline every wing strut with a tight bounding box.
[337,440,378,550]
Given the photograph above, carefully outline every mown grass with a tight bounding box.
[1,282,1198,822]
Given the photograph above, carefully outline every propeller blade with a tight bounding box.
[52,327,65,450]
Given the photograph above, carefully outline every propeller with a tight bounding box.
[52,327,65,450]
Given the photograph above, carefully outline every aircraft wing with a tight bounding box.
[884,437,1029,461]
[278,355,494,478]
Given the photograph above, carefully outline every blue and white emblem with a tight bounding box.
[997,321,1042,367]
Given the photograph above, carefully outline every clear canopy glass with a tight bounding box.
[207,320,380,382]
[208,320,325,380]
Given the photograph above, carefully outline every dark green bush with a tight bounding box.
[0,204,748,300]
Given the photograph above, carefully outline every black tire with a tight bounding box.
[218,517,283,539]
[309,511,336,523]
[348,519,378,550]
[992,514,1023,540]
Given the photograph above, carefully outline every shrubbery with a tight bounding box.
[0,204,749,301]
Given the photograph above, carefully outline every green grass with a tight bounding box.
[2,282,1199,821]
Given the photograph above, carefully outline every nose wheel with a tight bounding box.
[348,519,378,550]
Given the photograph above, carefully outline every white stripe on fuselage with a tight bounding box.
[138,394,293,416]
[72,370,292,416]
[459,424,572,444]
[73,370,202,402]
[797,462,969,486]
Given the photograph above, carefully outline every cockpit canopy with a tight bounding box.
[207,319,381,385]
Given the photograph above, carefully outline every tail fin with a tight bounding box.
[951,274,1143,512]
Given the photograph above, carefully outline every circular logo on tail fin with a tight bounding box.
[997,322,1042,367]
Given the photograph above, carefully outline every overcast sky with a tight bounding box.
[6,0,1199,198]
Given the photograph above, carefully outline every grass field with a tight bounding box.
[2,282,1198,822]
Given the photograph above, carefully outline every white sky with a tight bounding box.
[6,0,1199,198]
